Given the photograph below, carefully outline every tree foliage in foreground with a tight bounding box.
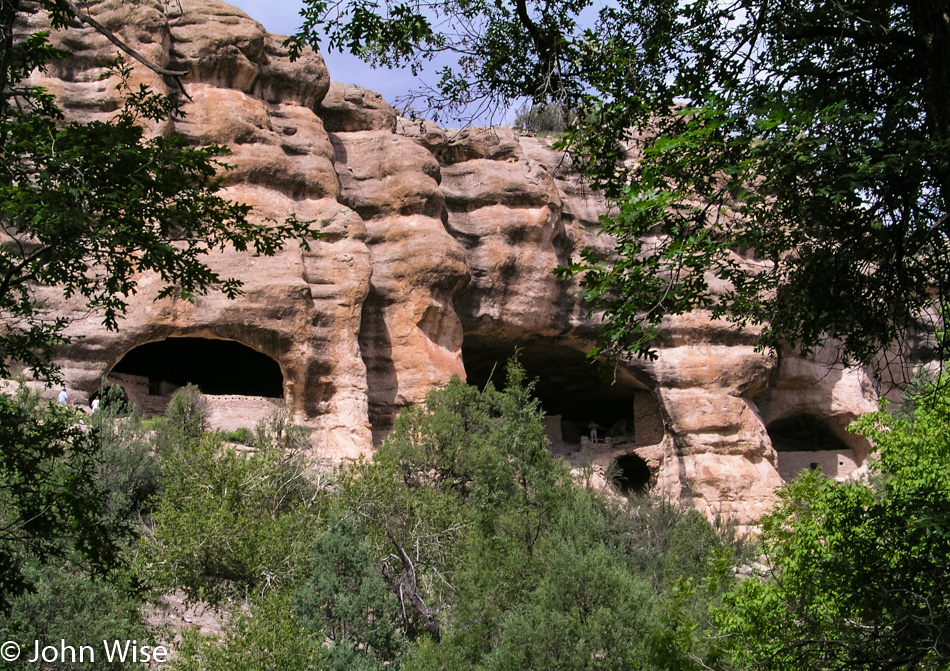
[0,386,123,604]
[145,390,325,607]
[294,363,728,671]
[171,363,732,671]
[716,382,950,670]
[0,0,317,604]
[290,0,950,372]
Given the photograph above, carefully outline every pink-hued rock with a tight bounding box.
[26,0,881,524]
[329,129,469,434]
[320,83,397,132]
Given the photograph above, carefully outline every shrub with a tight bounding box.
[164,384,208,440]
[0,560,148,670]
[145,431,326,606]
[90,408,161,525]
[253,407,311,452]
[224,427,252,444]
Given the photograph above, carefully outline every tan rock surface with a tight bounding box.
[26,0,883,523]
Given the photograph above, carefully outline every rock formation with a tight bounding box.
[20,0,881,525]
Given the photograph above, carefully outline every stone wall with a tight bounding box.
[776,449,859,482]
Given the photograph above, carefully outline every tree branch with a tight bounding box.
[62,0,189,78]
[782,24,919,49]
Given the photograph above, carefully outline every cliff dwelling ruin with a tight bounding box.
[461,336,665,450]
[766,413,860,482]
[27,0,890,524]
[108,337,286,429]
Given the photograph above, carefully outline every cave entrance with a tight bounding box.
[609,453,652,495]
[462,337,660,447]
[766,413,858,481]
[109,337,284,398]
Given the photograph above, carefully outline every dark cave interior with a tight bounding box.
[462,337,643,441]
[610,453,652,495]
[766,413,850,452]
[110,337,284,398]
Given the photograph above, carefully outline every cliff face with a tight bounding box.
[23,0,879,524]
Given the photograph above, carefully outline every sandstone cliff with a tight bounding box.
[21,0,880,525]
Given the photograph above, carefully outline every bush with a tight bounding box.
[0,560,148,670]
[224,427,252,444]
[253,408,311,452]
[96,383,132,415]
[329,361,728,670]
[145,430,326,606]
[0,386,125,604]
[174,591,319,671]
[295,517,407,671]
[715,381,950,670]
[90,406,161,525]
[164,384,208,440]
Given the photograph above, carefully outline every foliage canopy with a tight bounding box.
[0,386,123,603]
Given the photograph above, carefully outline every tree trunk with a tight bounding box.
[910,0,950,212]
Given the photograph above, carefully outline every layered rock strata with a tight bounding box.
[22,0,879,524]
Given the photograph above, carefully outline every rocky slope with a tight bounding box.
[22,0,880,525]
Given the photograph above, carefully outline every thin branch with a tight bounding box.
[62,0,189,78]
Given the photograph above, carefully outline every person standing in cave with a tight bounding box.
[588,420,601,443]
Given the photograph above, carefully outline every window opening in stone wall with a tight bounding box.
[110,337,284,398]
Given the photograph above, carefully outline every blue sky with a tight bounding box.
[228,0,529,125]
[229,0,503,123]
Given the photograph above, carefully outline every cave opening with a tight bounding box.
[462,337,649,444]
[110,337,284,398]
[766,414,850,452]
[610,453,652,495]
[766,413,857,481]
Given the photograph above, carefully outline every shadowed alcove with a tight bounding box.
[766,413,858,481]
[461,336,653,445]
[110,337,284,398]
[609,452,652,495]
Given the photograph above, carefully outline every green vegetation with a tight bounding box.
[289,0,949,371]
[0,0,319,618]
[155,364,743,671]
[0,386,126,602]
[145,410,324,606]
[224,427,253,444]
[2,361,949,670]
[715,383,950,670]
